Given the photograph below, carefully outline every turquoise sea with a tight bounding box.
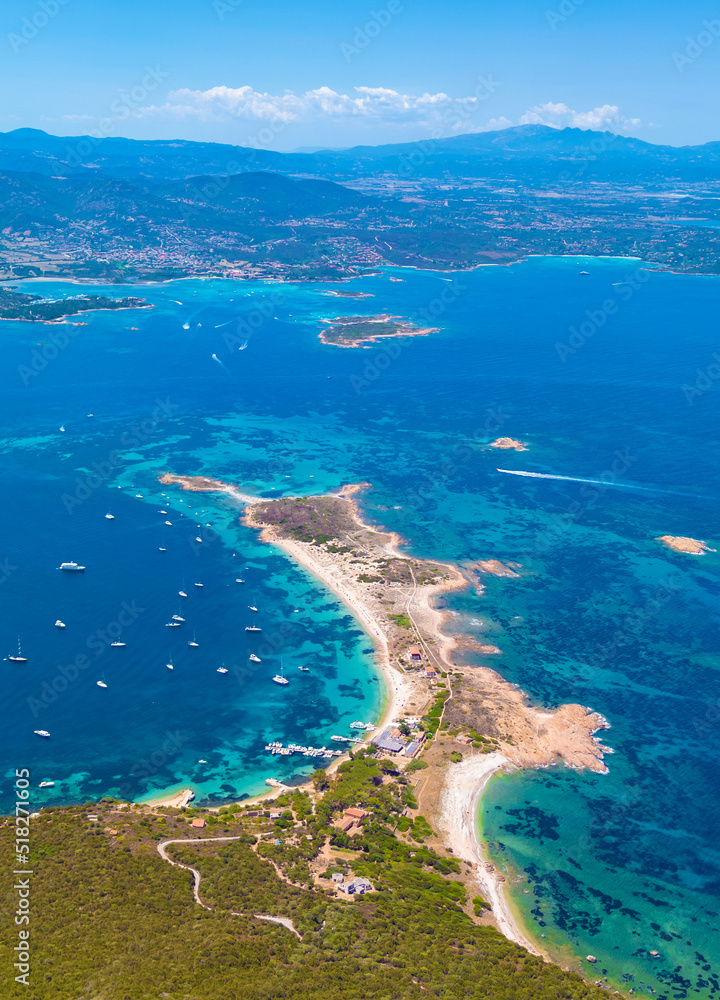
[1,257,718,998]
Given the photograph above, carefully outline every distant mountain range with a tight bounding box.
[2,125,720,183]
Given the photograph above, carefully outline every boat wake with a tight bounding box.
[496,469,668,493]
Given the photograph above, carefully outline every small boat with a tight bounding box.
[194,582,203,588]
[179,590,188,598]
[188,630,199,648]
[248,605,258,612]
[195,536,203,543]
[217,667,228,674]
[249,653,262,663]
[54,619,66,628]
[159,510,168,515]
[97,674,108,688]
[235,578,244,583]
[59,425,65,433]
[38,781,55,788]
[158,546,167,552]
[87,413,94,418]
[245,625,261,633]
[172,614,185,622]
[110,641,126,647]
[164,520,173,526]
[166,656,174,671]
[59,561,85,572]
[298,665,310,673]
[198,759,207,764]
[34,730,51,738]
[8,638,27,663]
[165,622,181,628]
[105,513,114,520]
[579,270,590,275]
[135,494,143,498]
[272,665,289,686]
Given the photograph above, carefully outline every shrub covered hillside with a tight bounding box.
[0,754,608,1000]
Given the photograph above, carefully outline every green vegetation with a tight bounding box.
[406,758,429,773]
[450,751,464,763]
[0,286,148,322]
[390,613,413,628]
[0,756,607,999]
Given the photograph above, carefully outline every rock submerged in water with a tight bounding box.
[489,437,528,451]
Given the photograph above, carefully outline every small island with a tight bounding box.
[0,286,150,323]
[656,535,715,555]
[322,289,375,299]
[489,437,528,451]
[318,313,438,347]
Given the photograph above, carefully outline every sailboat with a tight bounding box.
[166,654,174,671]
[8,638,27,663]
[97,673,108,688]
[272,658,289,686]
[188,630,199,648]
[245,624,262,633]
[248,605,258,612]
[179,589,188,598]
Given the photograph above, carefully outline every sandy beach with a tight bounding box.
[433,753,540,953]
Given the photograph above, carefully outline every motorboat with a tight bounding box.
[194,582,203,588]
[164,520,173,526]
[217,667,228,674]
[59,561,85,572]
[97,675,108,688]
[165,622,181,628]
[298,665,310,673]
[179,590,188,598]
[235,578,244,583]
[110,641,126,647]
[249,653,261,663]
[38,781,55,788]
[55,620,66,629]
[248,605,258,612]
[195,536,202,543]
[34,730,51,738]
[245,625,261,633]
[172,614,185,622]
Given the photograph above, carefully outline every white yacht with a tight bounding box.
[105,513,114,520]
[34,730,51,738]
[164,520,173,526]
[179,590,188,598]
[298,665,310,673]
[188,631,199,648]
[8,638,27,663]
[245,625,261,633]
[38,781,55,788]
[217,667,228,674]
[165,622,181,628]
[97,675,108,688]
[166,656,174,671]
[194,582,203,588]
[195,536,203,543]
[248,605,258,612]
[110,641,126,647]
[159,510,168,515]
[235,578,244,583]
[272,671,289,686]
[249,653,262,663]
[55,620,66,629]
[59,561,85,572]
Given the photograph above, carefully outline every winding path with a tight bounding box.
[157,836,303,939]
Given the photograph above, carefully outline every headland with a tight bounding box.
[155,474,611,952]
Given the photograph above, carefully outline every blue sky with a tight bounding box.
[1,0,718,149]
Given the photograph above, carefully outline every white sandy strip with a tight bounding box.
[436,753,540,955]
[264,534,407,732]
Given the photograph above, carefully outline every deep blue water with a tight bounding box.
[0,257,718,997]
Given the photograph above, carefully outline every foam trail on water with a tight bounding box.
[496,469,666,493]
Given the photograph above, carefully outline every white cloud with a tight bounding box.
[518,102,642,133]
[136,84,486,131]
